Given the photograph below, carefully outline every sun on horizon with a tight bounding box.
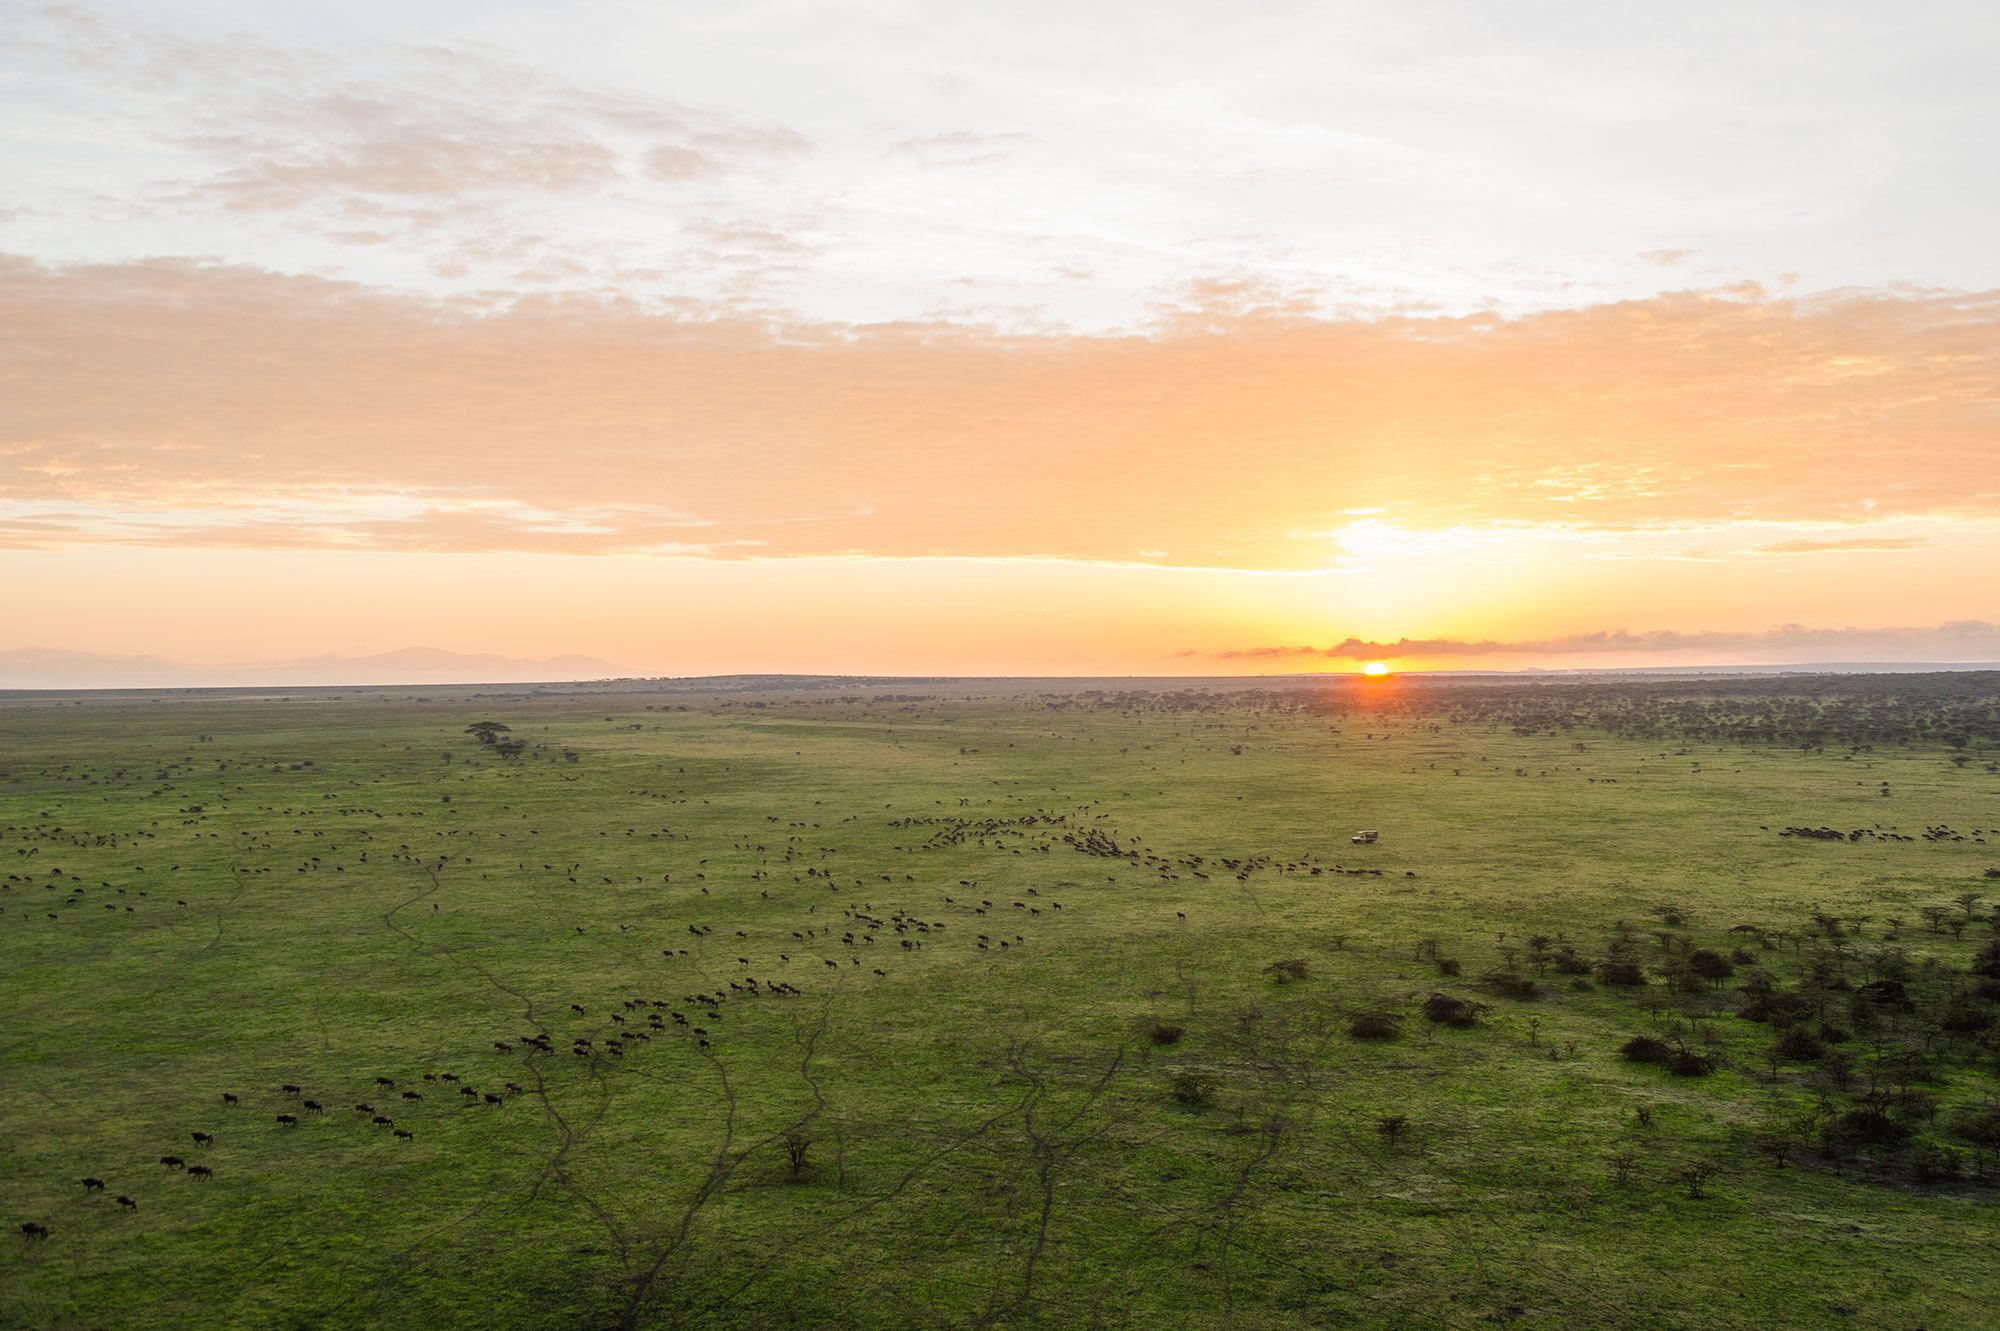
[1361,661,1392,677]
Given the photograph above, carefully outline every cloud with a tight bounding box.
[889,130,1031,167]
[21,10,806,214]
[1756,536,1927,554]
[3,258,2000,565]
[1204,622,2000,662]
[641,145,724,182]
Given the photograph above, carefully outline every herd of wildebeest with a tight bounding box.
[4,673,1999,1287]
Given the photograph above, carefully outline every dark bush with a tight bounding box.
[1266,958,1311,984]
[1939,998,1996,1035]
[1826,1108,1911,1150]
[1773,1026,1825,1062]
[1422,993,1484,1027]
[1855,978,1913,1009]
[1348,1011,1401,1041]
[1739,990,1812,1026]
[1169,1070,1217,1108]
[1147,1022,1185,1046]
[1482,970,1540,999]
[1620,1035,1671,1065]
[781,1127,813,1178]
[1598,959,1647,986]
[1687,950,1735,982]
[1436,957,1461,977]
[1911,1144,1963,1182]
[1667,1050,1713,1077]
[1552,949,1592,975]
[1944,1103,2000,1147]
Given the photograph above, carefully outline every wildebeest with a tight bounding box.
[401,1090,422,1101]
[81,1177,104,1192]
[374,1077,394,1087]
[275,1113,297,1126]
[302,1100,324,1114]
[484,1093,503,1104]
[160,1156,185,1171]
[191,1132,213,1146]
[221,1092,238,1105]
[19,1222,48,1239]
[393,1129,414,1140]
[116,1196,137,1211]
[281,1084,302,1096]
[371,1115,392,1126]
[187,1165,213,1180]
[354,1103,374,1114]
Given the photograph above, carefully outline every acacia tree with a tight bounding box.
[464,722,512,746]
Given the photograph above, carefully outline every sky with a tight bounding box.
[4,1,2000,684]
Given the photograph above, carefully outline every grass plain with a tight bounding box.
[0,676,1995,1330]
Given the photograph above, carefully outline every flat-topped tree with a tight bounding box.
[464,722,512,746]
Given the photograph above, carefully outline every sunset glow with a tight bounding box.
[4,4,2000,686]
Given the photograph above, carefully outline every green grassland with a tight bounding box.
[1,678,1995,1329]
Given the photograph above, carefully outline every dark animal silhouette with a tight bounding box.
[19,1222,48,1239]
[81,1178,104,1192]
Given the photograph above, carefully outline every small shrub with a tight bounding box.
[1619,1035,1671,1065]
[1265,958,1311,984]
[1422,993,1484,1027]
[1773,1027,1825,1062]
[1945,1102,2000,1148]
[1482,971,1540,1000]
[1376,1114,1409,1147]
[1347,1011,1400,1041]
[1912,1143,1963,1182]
[1687,950,1734,982]
[1826,1108,1911,1151]
[1169,1070,1217,1108]
[1677,1161,1717,1199]
[781,1127,812,1179]
[1667,1050,1713,1077]
[1607,1151,1638,1187]
[1436,957,1462,978]
[1598,959,1647,987]
[1146,1022,1185,1046]
[1739,990,1812,1025]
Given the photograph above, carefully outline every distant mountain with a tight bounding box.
[0,647,628,691]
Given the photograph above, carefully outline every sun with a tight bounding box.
[1361,661,1392,678]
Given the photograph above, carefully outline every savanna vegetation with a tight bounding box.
[2,672,1997,1329]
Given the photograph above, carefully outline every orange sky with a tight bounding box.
[4,6,1999,684]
